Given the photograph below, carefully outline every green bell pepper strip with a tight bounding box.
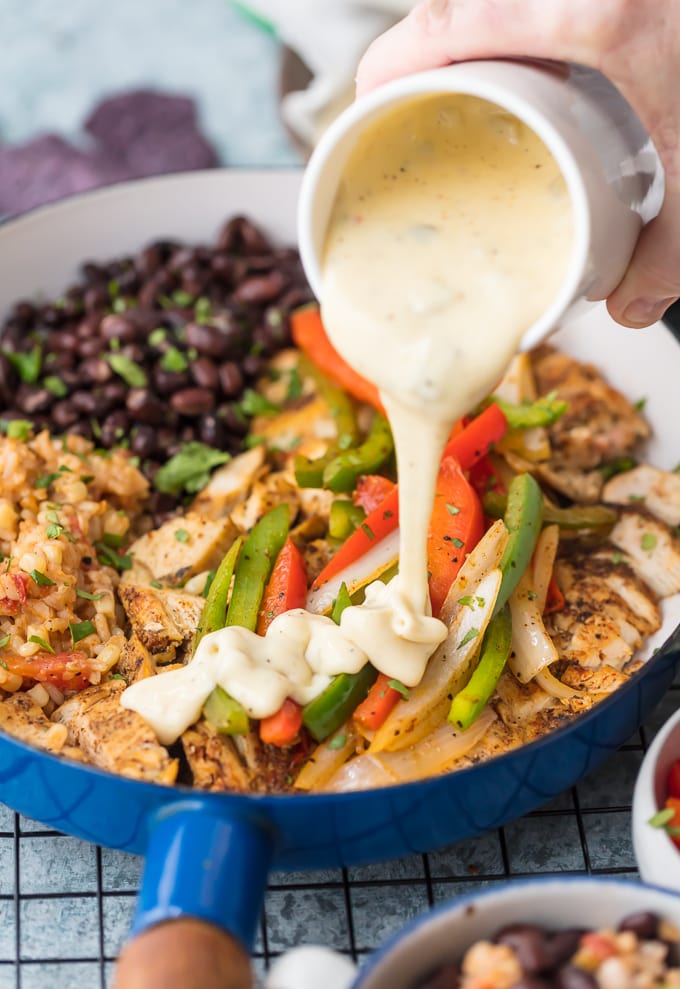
[322,413,394,493]
[329,500,366,541]
[490,391,567,429]
[494,473,544,615]
[302,582,378,741]
[483,491,617,531]
[192,537,243,650]
[203,685,250,736]
[294,356,359,488]
[226,503,291,631]
[448,604,512,729]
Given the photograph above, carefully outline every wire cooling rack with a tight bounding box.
[0,672,677,989]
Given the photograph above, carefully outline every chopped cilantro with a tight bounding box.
[611,551,625,564]
[387,679,410,699]
[641,532,658,552]
[457,627,479,649]
[527,589,537,600]
[327,733,347,750]
[360,522,376,541]
[150,580,163,590]
[80,475,94,484]
[112,297,128,313]
[194,297,212,323]
[286,367,303,400]
[451,537,464,548]
[153,442,231,496]
[245,434,267,450]
[149,327,167,347]
[2,419,33,441]
[634,397,647,411]
[108,278,119,298]
[46,523,65,540]
[109,673,126,681]
[4,344,42,383]
[69,620,96,644]
[172,289,195,308]
[95,542,132,571]
[101,532,125,548]
[174,528,190,543]
[29,634,54,653]
[30,570,55,587]
[337,433,354,450]
[445,503,460,515]
[160,346,189,373]
[0,635,10,649]
[107,353,148,388]
[76,589,105,601]
[238,389,280,417]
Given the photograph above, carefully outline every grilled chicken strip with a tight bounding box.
[126,513,237,584]
[118,584,203,661]
[531,346,649,501]
[190,446,266,521]
[116,634,157,683]
[608,508,680,598]
[0,693,79,756]
[232,728,296,793]
[604,465,680,528]
[52,681,178,784]
[181,719,251,792]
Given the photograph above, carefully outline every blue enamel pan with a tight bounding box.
[0,171,678,989]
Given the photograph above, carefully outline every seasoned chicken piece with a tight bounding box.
[455,716,522,768]
[609,508,680,598]
[181,719,251,792]
[249,395,336,453]
[190,446,267,520]
[118,585,203,660]
[230,473,298,533]
[294,484,336,521]
[0,693,75,754]
[257,349,315,406]
[127,513,237,583]
[301,538,334,585]
[533,463,605,504]
[545,553,656,670]
[555,555,661,639]
[561,663,632,694]
[604,465,680,527]
[52,681,178,784]
[232,728,295,792]
[531,346,649,486]
[116,634,157,683]
[494,670,594,742]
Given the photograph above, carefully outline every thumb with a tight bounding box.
[606,182,680,327]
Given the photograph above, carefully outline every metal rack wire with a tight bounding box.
[0,675,677,989]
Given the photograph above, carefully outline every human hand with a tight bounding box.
[356,0,680,328]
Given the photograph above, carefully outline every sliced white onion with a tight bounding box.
[306,529,400,615]
[294,724,358,791]
[532,524,560,614]
[534,667,576,699]
[439,519,508,626]
[508,570,559,683]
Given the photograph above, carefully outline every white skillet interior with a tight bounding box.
[0,168,677,661]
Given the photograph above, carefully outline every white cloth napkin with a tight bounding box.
[242,0,414,146]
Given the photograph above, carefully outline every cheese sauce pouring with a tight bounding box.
[122,92,574,742]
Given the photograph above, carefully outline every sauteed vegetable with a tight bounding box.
[0,233,678,794]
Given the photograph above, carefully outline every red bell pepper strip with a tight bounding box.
[259,697,304,747]
[353,475,396,515]
[543,574,566,616]
[291,306,384,412]
[353,672,401,731]
[311,486,400,591]
[469,454,505,499]
[1,651,93,691]
[257,537,308,635]
[428,456,485,618]
[443,403,507,468]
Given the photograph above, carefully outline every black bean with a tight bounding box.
[618,911,659,940]
[116,269,139,295]
[100,314,139,344]
[219,403,248,436]
[210,254,235,283]
[54,351,77,374]
[135,245,163,278]
[262,305,290,346]
[126,389,166,425]
[68,419,93,440]
[120,343,147,364]
[78,337,104,359]
[130,424,157,458]
[245,254,276,272]
[495,925,551,975]
[41,305,65,327]
[242,354,264,378]
[51,330,79,353]
[78,357,113,385]
[51,400,79,429]
[167,247,197,272]
[217,361,243,397]
[153,367,191,396]
[170,388,215,416]
[101,381,127,406]
[16,385,52,415]
[198,414,226,448]
[191,357,219,391]
[101,410,130,446]
[81,261,108,285]
[181,264,208,297]
[218,216,270,255]
[179,424,197,443]
[59,369,81,390]
[84,285,109,312]
[232,271,287,305]
[0,354,16,403]
[76,313,104,340]
[12,301,36,327]
[555,966,597,989]
[185,322,231,359]
[70,390,103,416]
[156,427,179,450]
[545,930,583,970]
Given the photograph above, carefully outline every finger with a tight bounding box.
[356,0,615,96]
[606,182,680,327]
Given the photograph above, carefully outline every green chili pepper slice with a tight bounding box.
[294,356,359,488]
[448,604,512,730]
[329,500,366,541]
[490,392,567,429]
[193,537,243,650]
[483,491,617,531]
[494,473,543,614]
[203,685,250,736]
[226,503,291,631]
[323,414,394,493]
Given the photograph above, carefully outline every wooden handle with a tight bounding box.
[112,918,252,989]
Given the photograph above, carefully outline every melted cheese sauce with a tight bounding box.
[122,93,573,742]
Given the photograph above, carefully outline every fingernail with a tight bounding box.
[622,296,677,326]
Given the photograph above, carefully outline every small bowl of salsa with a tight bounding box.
[633,705,680,890]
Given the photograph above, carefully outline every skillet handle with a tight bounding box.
[113,918,252,989]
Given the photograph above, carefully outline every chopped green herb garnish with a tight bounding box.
[107,353,148,388]
[46,523,65,540]
[641,532,658,552]
[3,419,33,441]
[238,389,280,417]
[0,635,10,649]
[451,537,464,548]
[611,551,625,564]
[149,327,167,346]
[327,733,347,750]
[174,528,190,543]
[245,434,267,450]
[337,432,354,451]
[30,569,55,587]
[628,494,646,503]
[29,634,54,653]
[112,297,128,313]
[109,673,126,681]
[194,297,212,323]
[108,278,119,298]
[69,620,96,644]
[445,503,460,515]
[101,532,125,548]
[150,580,163,590]
[95,542,132,571]
[387,679,410,699]
[457,627,479,649]
[286,367,303,400]
[634,397,647,411]
[153,442,231,496]
[4,344,42,383]
[76,588,105,601]
[160,346,189,373]
[80,475,94,484]
[172,289,194,307]
[527,589,537,600]
[360,523,375,541]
